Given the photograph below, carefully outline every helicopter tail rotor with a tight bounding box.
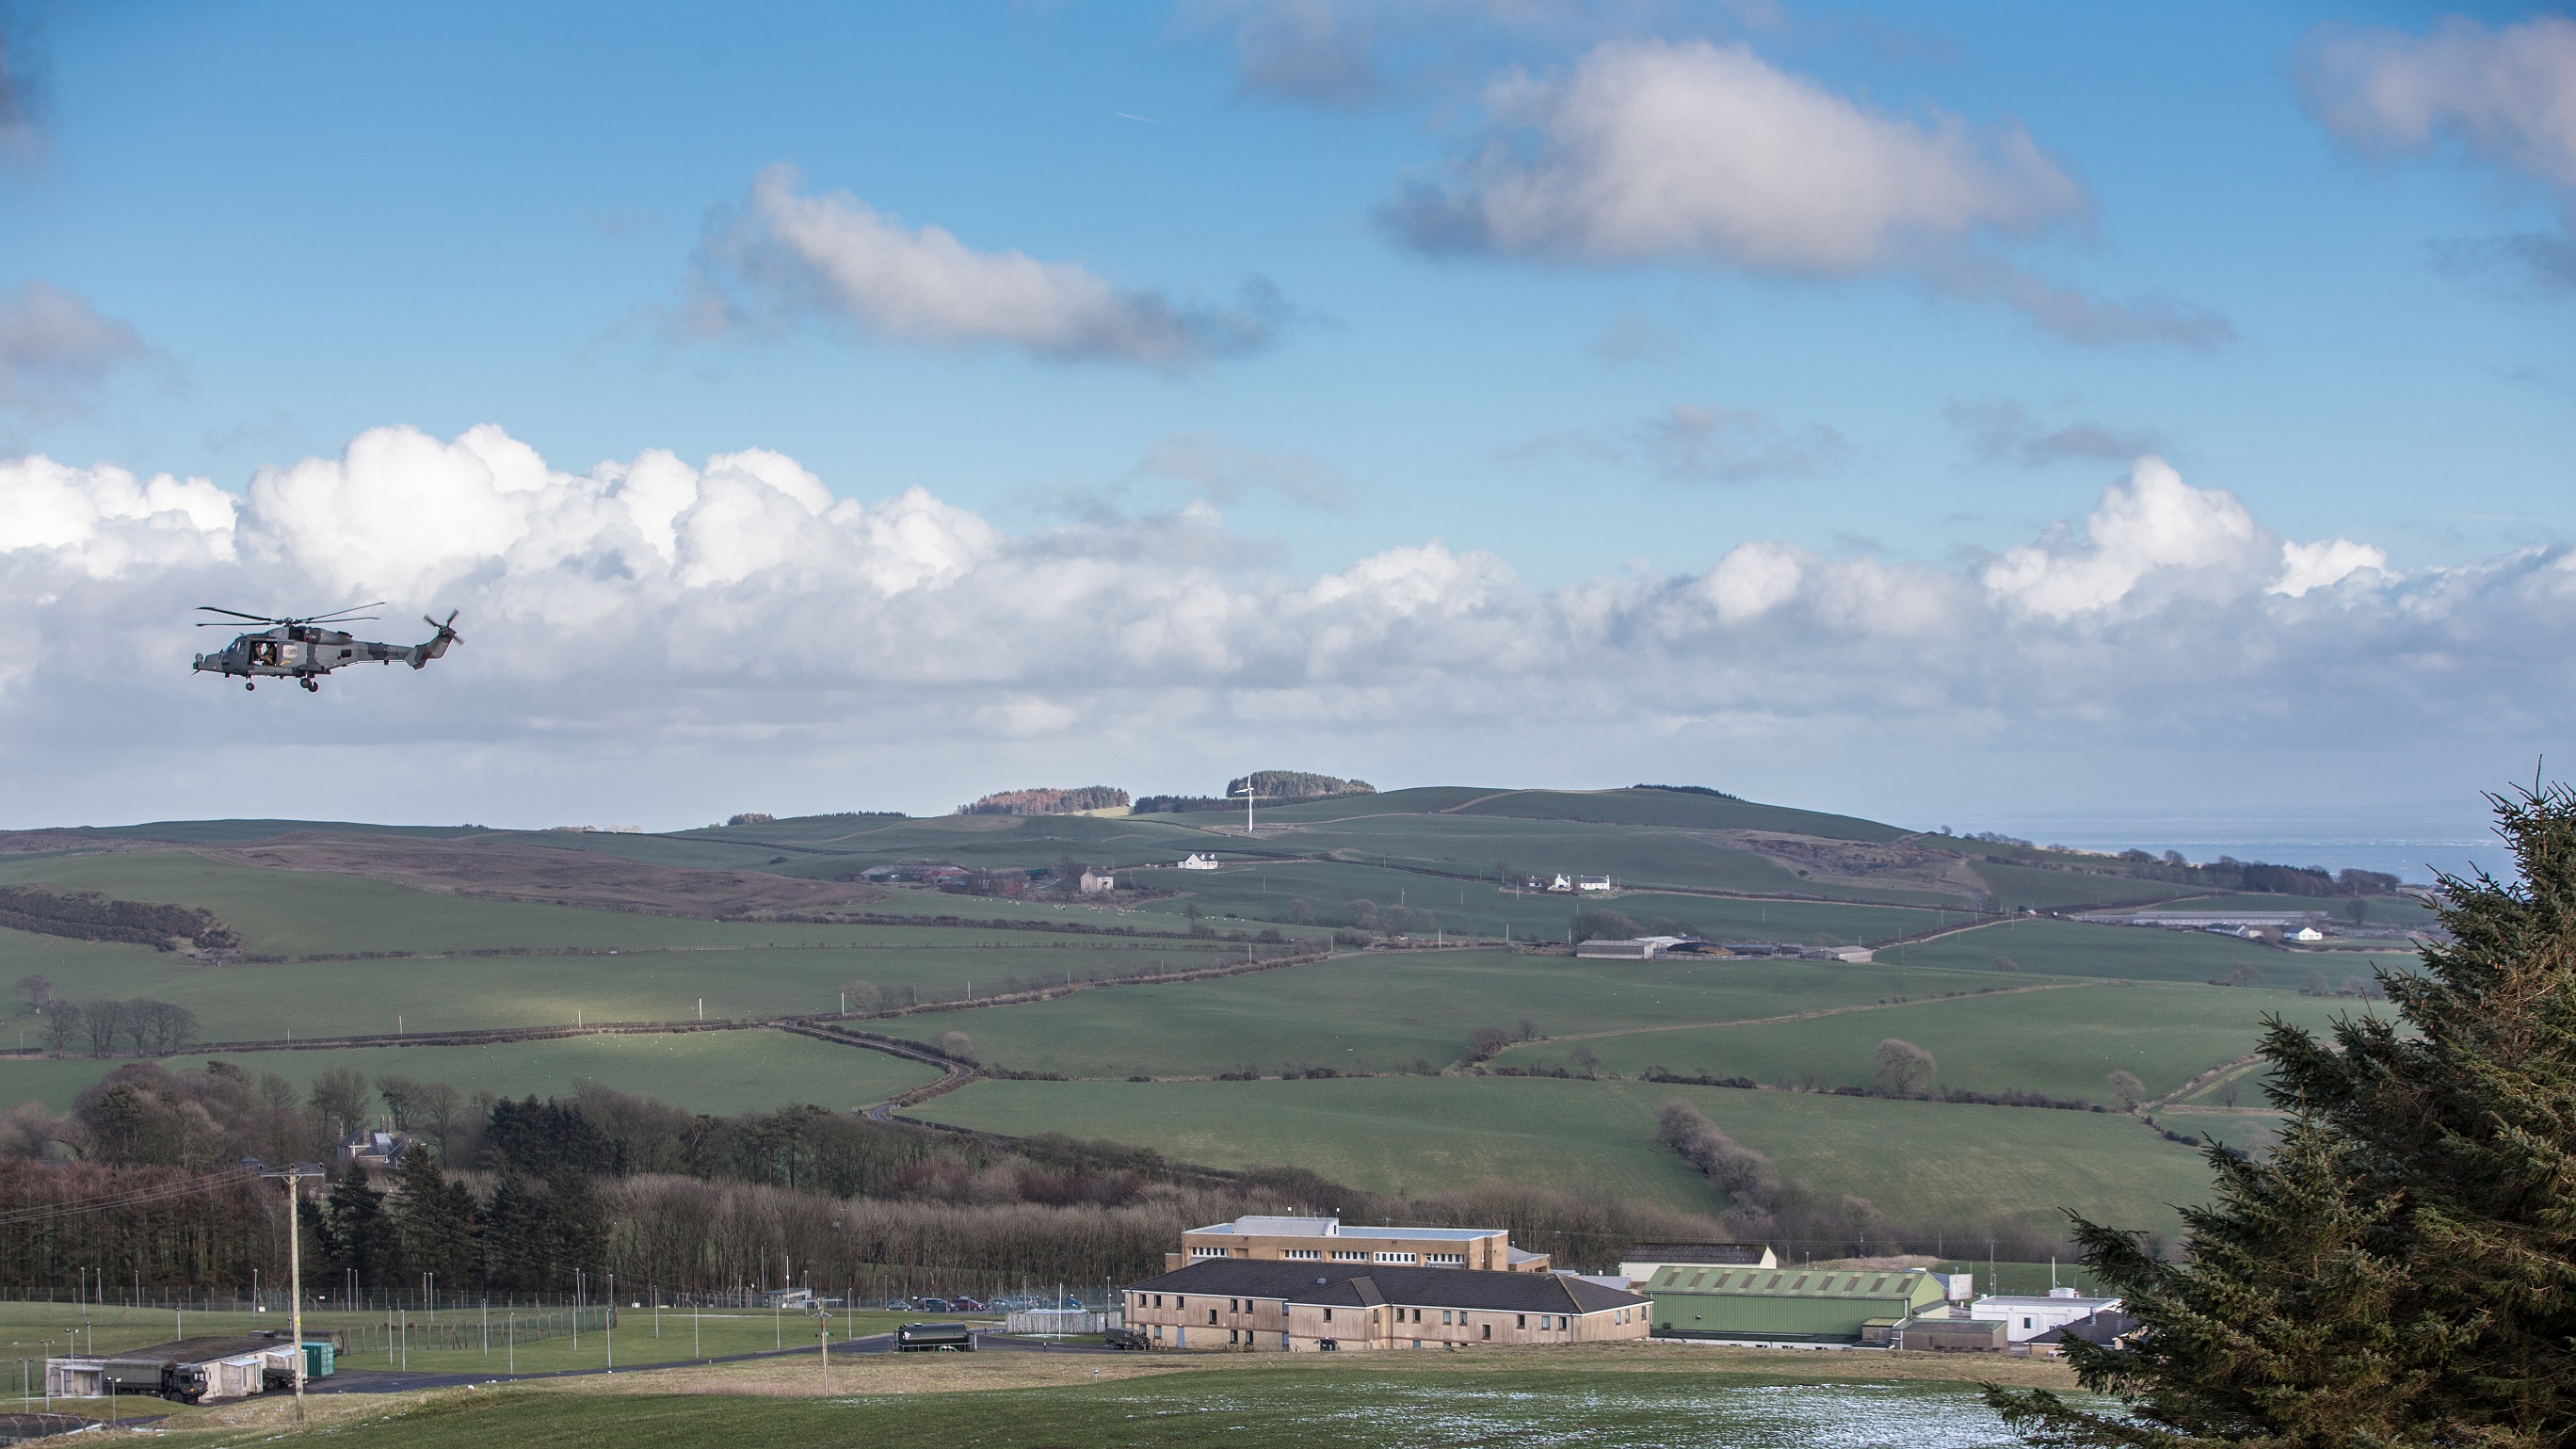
[414,610,462,667]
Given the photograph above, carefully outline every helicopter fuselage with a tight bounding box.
[193,624,443,681]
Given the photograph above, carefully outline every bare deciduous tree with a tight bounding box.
[1874,1038,1937,1095]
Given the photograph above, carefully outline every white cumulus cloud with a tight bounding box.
[2272,539,2388,598]
[693,166,1294,369]
[0,426,2562,829]
[1378,40,2227,346]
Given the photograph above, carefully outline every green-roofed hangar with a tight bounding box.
[1648,1264,1956,1345]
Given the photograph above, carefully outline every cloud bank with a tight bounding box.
[692,166,1293,368]
[2300,15,2576,285]
[0,425,2551,827]
[1380,39,2229,346]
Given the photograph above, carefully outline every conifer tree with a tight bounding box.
[391,1147,479,1290]
[1994,783,2576,1447]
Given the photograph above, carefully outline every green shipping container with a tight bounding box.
[1649,1264,1947,1343]
[302,1341,334,1378]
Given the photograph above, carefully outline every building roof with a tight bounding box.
[1620,1242,1770,1265]
[1650,1265,1936,1300]
[99,1337,294,1366]
[1188,1215,1497,1243]
[1128,1260,1643,1313]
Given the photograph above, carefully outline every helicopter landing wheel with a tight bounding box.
[299,678,319,693]
[245,682,255,692]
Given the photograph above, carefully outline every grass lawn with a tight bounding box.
[1492,980,2372,1103]
[0,1301,922,1380]
[0,929,1245,1046]
[119,1343,2085,1449]
[911,1074,2211,1240]
[883,950,2043,1079]
[0,1026,940,1116]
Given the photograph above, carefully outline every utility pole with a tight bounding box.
[246,1158,326,1425]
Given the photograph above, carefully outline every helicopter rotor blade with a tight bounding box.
[195,606,277,622]
[300,602,386,625]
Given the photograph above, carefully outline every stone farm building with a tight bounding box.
[1122,1260,1647,1352]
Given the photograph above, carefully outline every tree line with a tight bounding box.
[3,1064,1738,1296]
[0,888,241,952]
[9,981,201,1057]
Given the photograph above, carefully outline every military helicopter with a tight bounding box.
[192,603,461,692]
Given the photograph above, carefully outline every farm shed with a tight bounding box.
[1648,1264,1949,1344]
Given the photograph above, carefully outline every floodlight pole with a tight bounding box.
[250,1159,326,1425]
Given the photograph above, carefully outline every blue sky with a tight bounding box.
[3,1,2573,844]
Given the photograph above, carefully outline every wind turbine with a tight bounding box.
[1231,776,1264,837]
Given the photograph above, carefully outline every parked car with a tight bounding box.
[950,1296,986,1312]
[915,1297,952,1313]
[1103,1328,1150,1351]
[1060,1296,1084,1310]
[884,1300,915,1312]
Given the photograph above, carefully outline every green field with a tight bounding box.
[0,934,1250,1045]
[912,1074,2211,1240]
[0,1027,941,1116]
[1889,918,2362,984]
[875,949,2050,1079]
[1124,859,1965,942]
[0,851,1251,958]
[1491,980,2368,1103]
[0,799,2431,1266]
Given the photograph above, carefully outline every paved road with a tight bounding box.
[309,1332,1122,1393]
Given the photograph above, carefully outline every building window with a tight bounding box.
[1427,1253,1463,1265]
[1481,1324,1491,1340]
[1323,1308,1333,1322]
[1209,1310,1218,1325]
[1516,1315,1526,1328]
[1154,1295,1164,1308]
[1441,1311,1453,1326]
[1284,1249,1319,1260]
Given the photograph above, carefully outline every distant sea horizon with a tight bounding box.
[1968,804,2510,887]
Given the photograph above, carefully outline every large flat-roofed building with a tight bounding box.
[1647,1264,1950,1345]
[1168,1214,1549,1273]
[1123,1260,1647,1352]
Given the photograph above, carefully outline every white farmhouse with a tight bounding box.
[1177,853,1222,871]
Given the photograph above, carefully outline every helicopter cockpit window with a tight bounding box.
[249,639,280,667]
